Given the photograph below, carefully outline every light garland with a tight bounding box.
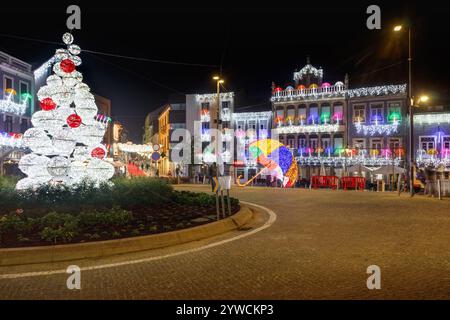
[296,155,402,167]
[347,84,407,98]
[293,64,323,82]
[354,121,400,136]
[16,33,113,190]
[118,143,154,154]
[271,84,345,102]
[0,99,28,116]
[275,123,340,134]
[414,113,450,125]
[232,111,272,121]
[196,92,234,103]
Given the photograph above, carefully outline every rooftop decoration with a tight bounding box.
[293,62,324,82]
[195,92,234,102]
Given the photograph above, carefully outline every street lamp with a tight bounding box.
[212,76,224,169]
[394,24,414,196]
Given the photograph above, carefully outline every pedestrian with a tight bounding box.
[156,168,159,177]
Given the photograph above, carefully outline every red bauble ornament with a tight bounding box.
[60,59,76,73]
[40,97,57,111]
[67,114,82,128]
[91,147,106,159]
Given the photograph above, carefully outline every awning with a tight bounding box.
[372,165,406,175]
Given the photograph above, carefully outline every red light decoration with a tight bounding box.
[274,87,283,92]
[60,59,76,73]
[91,147,106,159]
[40,97,57,111]
[66,114,82,128]
[297,84,306,90]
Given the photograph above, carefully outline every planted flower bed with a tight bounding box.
[0,177,239,248]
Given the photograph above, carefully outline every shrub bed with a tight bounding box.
[0,176,240,248]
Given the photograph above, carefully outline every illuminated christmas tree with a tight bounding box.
[16,33,114,190]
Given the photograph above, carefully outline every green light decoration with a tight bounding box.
[320,112,331,124]
[20,93,33,103]
[388,112,401,122]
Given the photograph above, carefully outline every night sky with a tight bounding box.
[1,0,449,142]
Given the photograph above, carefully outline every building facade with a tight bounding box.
[186,92,234,176]
[0,51,34,174]
[271,60,347,178]
[233,111,272,183]
[414,105,450,172]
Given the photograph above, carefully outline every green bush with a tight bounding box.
[39,212,79,243]
[78,207,133,228]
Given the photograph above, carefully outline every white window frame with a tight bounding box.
[419,135,436,151]
[370,138,383,150]
[442,135,450,149]
[352,138,366,149]
[353,104,366,123]
[369,102,384,124]
[387,101,402,123]
[388,137,402,150]
[3,75,14,100]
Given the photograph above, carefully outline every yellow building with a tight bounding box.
[158,105,171,176]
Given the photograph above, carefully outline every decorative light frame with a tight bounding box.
[354,121,400,136]
[275,124,341,134]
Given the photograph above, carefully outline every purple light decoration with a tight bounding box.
[333,112,343,122]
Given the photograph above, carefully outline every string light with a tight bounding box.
[414,113,450,125]
[275,124,340,134]
[354,121,400,136]
[17,32,113,190]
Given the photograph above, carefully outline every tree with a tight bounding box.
[17,33,114,190]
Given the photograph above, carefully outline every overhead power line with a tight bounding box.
[0,33,217,68]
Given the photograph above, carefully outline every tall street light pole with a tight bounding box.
[394,24,414,196]
[213,76,224,173]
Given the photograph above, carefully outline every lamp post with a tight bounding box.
[213,76,224,171]
[394,24,414,196]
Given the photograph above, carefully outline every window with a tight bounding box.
[248,120,256,130]
[371,138,383,150]
[388,138,401,150]
[321,138,330,149]
[259,120,267,130]
[237,121,244,131]
[201,102,210,110]
[333,105,344,123]
[370,104,384,123]
[298,137,306,148]
[353,105,365,123]
[298,107,307,124]
[3,76,14,100]
[309,107,319,124]
[321,106,331,124]
[19,81,29,106]
[20,118,28,133]
[388,102,402,122]
[334,137,344,149]
[309,138,318,149]
[287,137,295,148]
[221,101,230,109]
[353,138,366,149]
[5,116,13,132]
[420,136,436,151]
[443,136,450,149]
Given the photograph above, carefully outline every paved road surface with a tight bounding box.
[1,185,450,299]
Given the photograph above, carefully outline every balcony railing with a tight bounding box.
[271,84,345,102]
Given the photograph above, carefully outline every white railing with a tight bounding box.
[272,85,345,101]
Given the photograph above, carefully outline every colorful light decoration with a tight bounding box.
[94,113,112,124]
[0,89,30,116]
[0,132,25,149]
[16,33,113,190]
[237,139,298,188]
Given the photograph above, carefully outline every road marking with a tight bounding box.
[0,201,276,280]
